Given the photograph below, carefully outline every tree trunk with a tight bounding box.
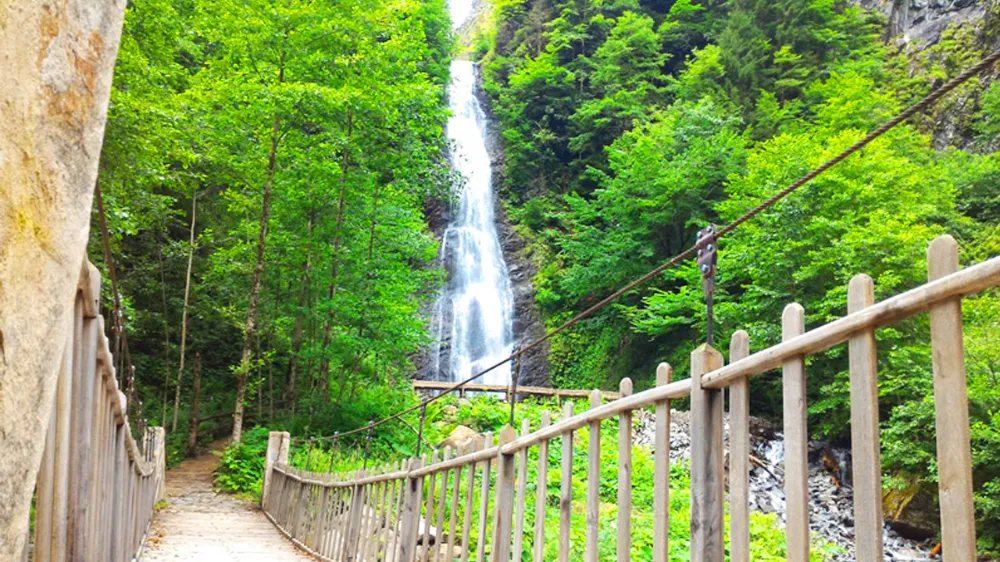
[317,110,354,393]
[156,236,171,426]
[232,111,279,443]
[186,353,202,457]
[0,2,126,558]
[232,33,287,443]
[172,194,197,433]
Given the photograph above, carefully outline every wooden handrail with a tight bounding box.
[29,261,166,562]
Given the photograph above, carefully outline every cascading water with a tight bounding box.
[431,1,515,385]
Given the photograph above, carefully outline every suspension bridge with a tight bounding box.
[2,3,1000,562]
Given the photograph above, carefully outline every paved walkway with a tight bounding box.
[140,441,315,562]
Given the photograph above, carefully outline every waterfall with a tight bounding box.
[431,1,516,385]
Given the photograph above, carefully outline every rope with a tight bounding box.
[280,49,1000,443]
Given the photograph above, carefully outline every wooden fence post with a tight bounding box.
[558,403,574,562]
[653,363,672,562]
[263,431,290,510]
[782,304,809,562]
[491,425,518,562]
[927,235,977,561]
[617,378,633,562]
[513,419,531,562]
[690,344,724,562]
[585,390,602,562]
[847,275,884,562]
[398,458,425,562]
[532,411,551,562]
[728,331,750,562]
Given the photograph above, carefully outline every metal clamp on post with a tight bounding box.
[696,225,718,346]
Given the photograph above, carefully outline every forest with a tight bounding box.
[91,0,1000,555]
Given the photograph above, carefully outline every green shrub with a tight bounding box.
[215,426,271,497]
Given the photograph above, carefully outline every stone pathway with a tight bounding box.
[139,441,315,562]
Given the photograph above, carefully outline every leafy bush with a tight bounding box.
[215,426,271,497]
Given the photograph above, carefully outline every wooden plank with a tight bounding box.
[423,451,441,562]
[617,378,633,562]
[701,254,1000,389]
[532,411,551,562]
[653,363,671,562]
[434,449,452,562]
[377,466,394,560]
[398,458,426,562]
[315,477,332,557]
[728,331,751,562]
[476,433,493,562]
[35,390,57,562]
[491,425,518,562]
[847,275,884,562]
[585,390,601,562]
[52,326,76,562]
[384,462,408,562]
[512,419,531,562]
[69,299,97,562]
[782,304,809,562]
[346,470,369,562]
[461,442,478,562]
[927,235,977,562]
[449,445,464,562]
[558,402,574,562]
[690,344,724,562]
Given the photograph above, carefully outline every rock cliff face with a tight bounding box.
[475,68,550,388]
[858,0,989,46]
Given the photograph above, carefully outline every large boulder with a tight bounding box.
[883,478,940,540]
[438,425,481,451]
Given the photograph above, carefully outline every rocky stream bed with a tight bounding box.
[631,409,937,561]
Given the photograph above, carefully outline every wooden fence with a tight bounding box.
[411,381,620,401]
[26,261,166,562]
[262,235,995,562]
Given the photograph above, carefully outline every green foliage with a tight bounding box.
[216,426,273,496]
[94,0,456,450]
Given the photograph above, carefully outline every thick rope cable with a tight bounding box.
[290,49,1000,442]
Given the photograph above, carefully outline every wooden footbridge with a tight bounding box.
[12,236,1000,562]
[3,2,1000,562]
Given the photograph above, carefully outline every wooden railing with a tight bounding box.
[262,235,996,562]
[411,380,620,401]
[27,261,166,562]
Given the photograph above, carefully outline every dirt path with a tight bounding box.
[139,441,315,562]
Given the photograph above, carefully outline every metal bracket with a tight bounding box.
[696,225,718,345]
[696,225,718,295]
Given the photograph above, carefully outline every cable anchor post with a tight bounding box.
[363,421,374,469]
[327,432,339,473]
[696,225,718,346]
[416,403,428,457]
[508,346,522,426]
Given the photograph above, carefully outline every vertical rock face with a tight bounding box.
[857,0,987,46]
[475,69,551,389]
[0,1,127,559]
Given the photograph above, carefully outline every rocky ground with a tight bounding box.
[633,409,937,561]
